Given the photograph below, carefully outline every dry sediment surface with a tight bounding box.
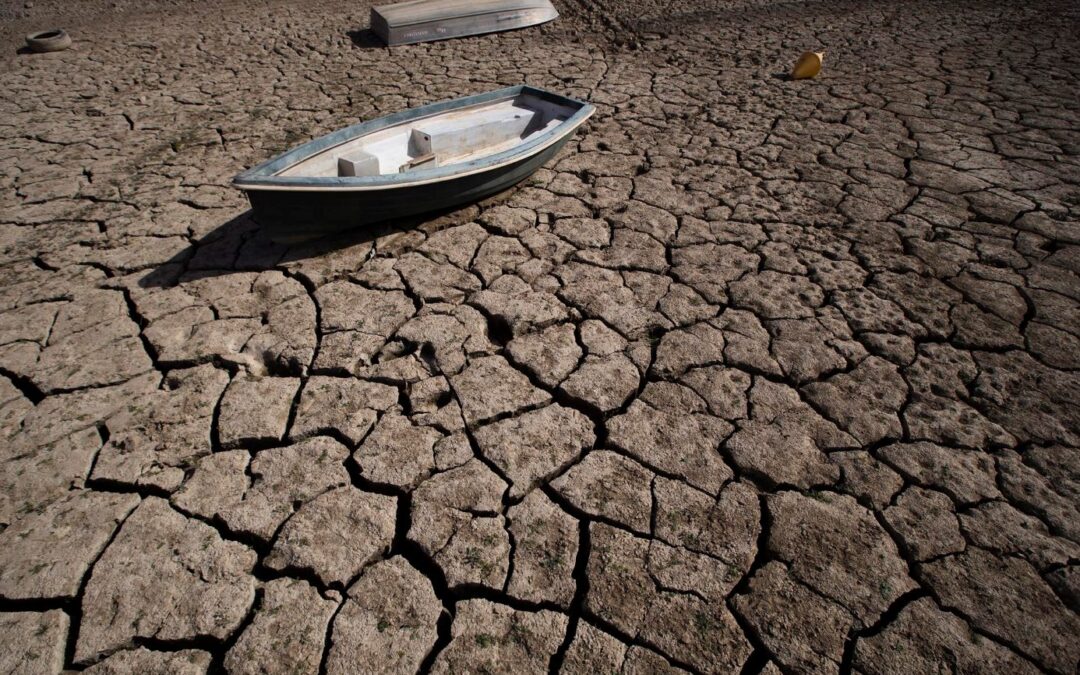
[1,0,1079,671]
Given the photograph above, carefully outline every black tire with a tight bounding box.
[25,29,72,53]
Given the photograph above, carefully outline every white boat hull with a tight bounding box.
[371,0,558,46]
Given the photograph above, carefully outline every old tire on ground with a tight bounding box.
[25,29,72,53]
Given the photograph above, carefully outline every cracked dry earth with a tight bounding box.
[1,0,1079,672]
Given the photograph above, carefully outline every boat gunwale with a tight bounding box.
[374,3,558,28]
[232,85,594,193]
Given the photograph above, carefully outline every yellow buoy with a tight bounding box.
[791,51,825,80]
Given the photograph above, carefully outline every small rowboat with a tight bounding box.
[233,86,594,244]
[371,0,558,46]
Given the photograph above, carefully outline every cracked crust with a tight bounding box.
[1,0,1079,671]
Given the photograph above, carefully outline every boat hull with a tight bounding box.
[244,131,571,244]
[371,0,558,46]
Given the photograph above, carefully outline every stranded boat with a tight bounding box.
[370,0,558,46]
[233,86,594,243]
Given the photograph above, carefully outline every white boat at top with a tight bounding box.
[371,0,558,46]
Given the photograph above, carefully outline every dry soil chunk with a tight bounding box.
[575,227,667,272]
[326,557,440,674]
[316,282,415,336]
[621,646,689,673]
[290,376,398,445]
[174,437,350,542]
[659,283,718,327]
[0,384,152,524]
[430,600,567,674]
[829,450,904,510]
[84,647,211,674]
[861,332,916,365]
[31,291,152,394]
[474,404,594,499]
[90,364,228,493]
[1023,445,1080,503]
[314,329,387,372]
[450,355,550,427]
[1027,322,1080,370]
[883,486,965,561]
[878,442,1000,505]
[561,621,630,673]
[145,312,261,366]
[551,450,654,534]
[1046,565,1080,611]
[170,450,250,522]
[217,375,299,448]
[506,323,581,387]
[556,263,670,339]
[559,353,640,414]
[652,322,725,378]
[996,449,1080,542]
[354,413,443,488]
[959,501,1080,570]
[473,235,531,283]
[265,486,396,587]
[731,562,855,674]
[679,365,751,421]
[0,490,139,600]
[408,460,510,589]
[903,392,1015,450]
[579,319,628,356]
[224,577,339,674]
[646,538,745,602]
[729,270,823,319]
[769,316,853,383]
[431,514,510,591]
[608,386,732,495]
[726,379,849,489]
[581,521,653,634]
[0,610,69,674]
[470,274,571,336]
[767,491,917,624]
[671,243,759,304]
[584,524,752,672]
[853,597,1039,675]
[803,356,906,444]
[75,497,256,664]
[480,204,535,235]
[833,288,927,338]
[506,490,579,607]
[716,308,781,375]
[417,221,488,267]
[973,350,1080,446]
[920,548,1079,673]
[652,478,760,573]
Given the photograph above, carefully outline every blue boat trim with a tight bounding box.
[233,85,594,191]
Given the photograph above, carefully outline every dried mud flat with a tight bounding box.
[1,0,1079,672]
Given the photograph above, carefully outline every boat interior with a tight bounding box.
[279,92,575,178]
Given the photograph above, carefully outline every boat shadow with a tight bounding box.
[136,206,458,289]
[346,29,388,50]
